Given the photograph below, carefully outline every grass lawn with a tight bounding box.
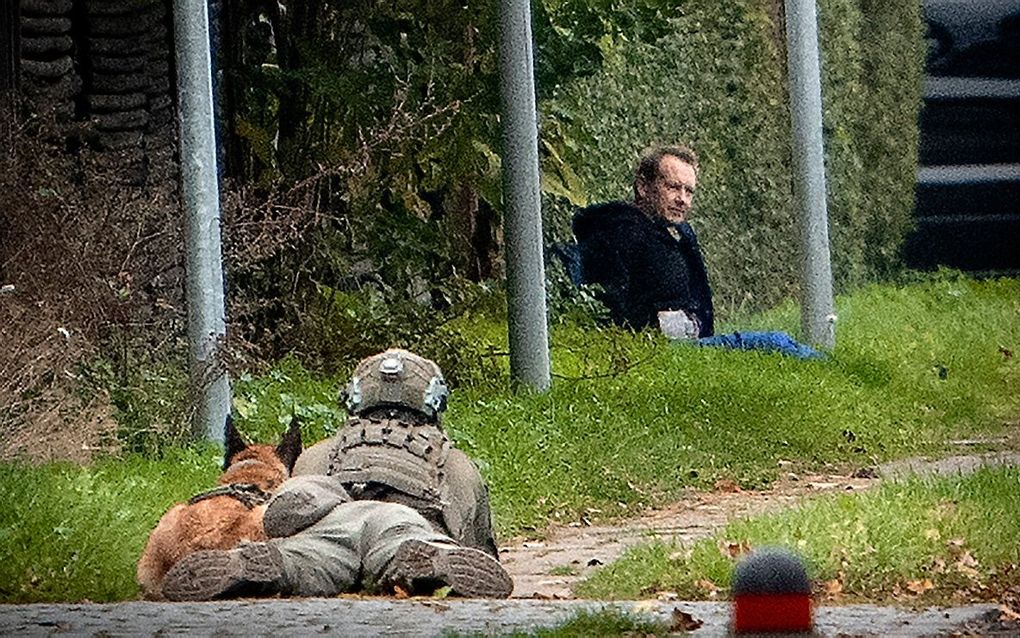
[577,466,1020,607]
[0,273,1018,602]
[465,274,1020,535]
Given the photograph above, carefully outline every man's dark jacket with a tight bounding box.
[572,201,715,337]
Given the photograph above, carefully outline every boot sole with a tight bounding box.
[389,539,513,599]
[162,542,283,601]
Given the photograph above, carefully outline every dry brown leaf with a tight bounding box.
[670,608,704,631]
[931,557,948,573]
[905,578,935,595]
[957,564,982,579]
[823,578,844,597]
[958,550,980,568]
[955,550,982,579]
[948,537,967,550]
[718,539,752,559]
[696,579,719,593]
[714,478,742,493]
[999,604,1020,622]
[393,584,410,599]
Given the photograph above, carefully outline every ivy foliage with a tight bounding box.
[542,0,925,316]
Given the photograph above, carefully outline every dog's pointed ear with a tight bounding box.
[276,415,303,473]
[224,414,248,470]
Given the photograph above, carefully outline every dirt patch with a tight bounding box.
[501,471,880,599]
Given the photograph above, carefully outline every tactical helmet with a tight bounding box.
[342,348,449,419]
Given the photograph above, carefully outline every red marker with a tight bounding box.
[731,548,813,633]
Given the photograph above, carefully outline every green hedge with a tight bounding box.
[541,0,924,318]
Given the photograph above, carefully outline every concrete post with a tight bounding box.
[174,0,231,441]
[497,0,551,390]
[785,0,836,350]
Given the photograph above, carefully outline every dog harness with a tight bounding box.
[187,483,272,510]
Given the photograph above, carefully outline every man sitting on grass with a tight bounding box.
[572,144,714,339]
[567,143,822,359]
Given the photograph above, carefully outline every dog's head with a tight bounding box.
[220,415,303,492]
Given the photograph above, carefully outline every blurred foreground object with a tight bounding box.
[731,548,813,634]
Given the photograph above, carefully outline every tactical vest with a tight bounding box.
[327,415,451,521]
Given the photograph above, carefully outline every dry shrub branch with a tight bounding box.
[1,105,185,461]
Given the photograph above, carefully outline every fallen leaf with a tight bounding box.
[948,537,967,550]
[823,578,844,597]
[393,585,410,599]
[671,608,704,631]
[656,591,679,601]
[714,478,742,493]
[718,539,752,559]
[696,579,719,594]
[958,551,980,568]
[905,578,934,595]
[924,528,941,541]
[433,586,452,599]
[999,604,1020,622]
[956,563,981,580]
[955,551,982,579]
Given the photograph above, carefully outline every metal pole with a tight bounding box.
[174,0,231,441]
[497,0,551,390]
[785,0,836,349]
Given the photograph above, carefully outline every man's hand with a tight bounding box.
[657,309,700,340]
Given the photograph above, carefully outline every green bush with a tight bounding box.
[542,0,924,318]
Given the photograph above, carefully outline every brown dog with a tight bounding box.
[136,416,302,599]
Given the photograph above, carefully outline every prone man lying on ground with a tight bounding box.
[160,349,513,600]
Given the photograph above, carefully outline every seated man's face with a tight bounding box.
[638,155,697,224]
